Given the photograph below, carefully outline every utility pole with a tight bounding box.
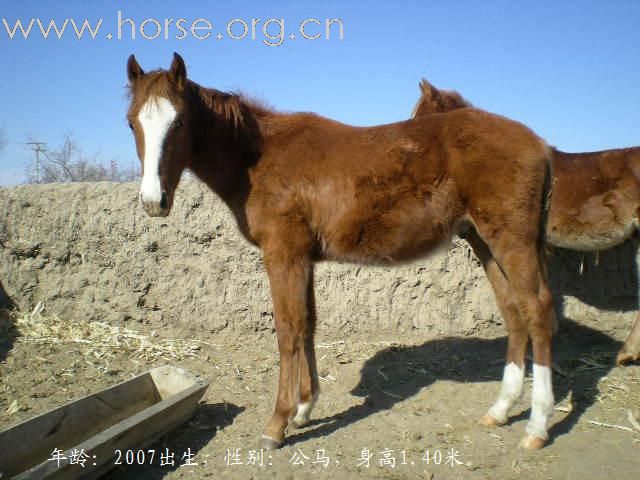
[25,142,46,183]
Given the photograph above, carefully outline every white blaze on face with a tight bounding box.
[138,97,177,205]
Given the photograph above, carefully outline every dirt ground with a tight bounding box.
[1,313,639,480]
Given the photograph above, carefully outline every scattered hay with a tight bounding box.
[11,302,202,364]
[628,409,640,432]
[6,399,21,414]
[586,420,635,433]
[596,366,640,408]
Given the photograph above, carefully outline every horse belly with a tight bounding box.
[546,189,639,250]
[318,183,462,263]
[548,151,640,251]
[546,220,637,250]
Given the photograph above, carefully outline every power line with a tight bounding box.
[25,142,46,184]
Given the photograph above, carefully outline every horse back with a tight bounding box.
[245,108,550,262]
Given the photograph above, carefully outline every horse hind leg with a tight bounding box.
[508,248,555,449]
[465,230,527,428]
[479,230,555,449]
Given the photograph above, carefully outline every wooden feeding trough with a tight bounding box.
[0,365,209,479]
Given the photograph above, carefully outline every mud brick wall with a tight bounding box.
[0,182,636,340]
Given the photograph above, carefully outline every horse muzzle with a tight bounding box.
[139,190,172,217]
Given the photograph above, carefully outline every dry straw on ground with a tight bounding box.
[10,302,203,364]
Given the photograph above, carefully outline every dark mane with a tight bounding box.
[185,81,269,154]
[439,89,472,109]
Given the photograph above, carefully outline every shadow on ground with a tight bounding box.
[102,402,244,480]
[288,319,619,447]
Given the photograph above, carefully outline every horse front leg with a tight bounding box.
[291,266,320,428]
[259,244,312,450]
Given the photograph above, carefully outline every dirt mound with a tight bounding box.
[0,181,637,341]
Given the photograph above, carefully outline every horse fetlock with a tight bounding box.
[291,394,319,428]
[528,364,554,439]
[486,362,525,425]
[525,413,552,440]
[259,434,284,451]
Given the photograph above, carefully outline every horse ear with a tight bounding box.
[169,52,187,90]
[127,54,144,83]
[419,78,437,98]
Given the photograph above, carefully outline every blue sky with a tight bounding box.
[1,0,639,185]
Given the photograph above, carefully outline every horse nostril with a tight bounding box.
[160,192,168,210]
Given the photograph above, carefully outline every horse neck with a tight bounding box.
[187,84,265,202]
[186,84,276,243]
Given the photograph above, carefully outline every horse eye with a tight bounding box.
[128,122,134,131]
[174,119,183,128]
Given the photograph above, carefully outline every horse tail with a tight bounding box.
[539,146,558,332]
[540,146,554,258]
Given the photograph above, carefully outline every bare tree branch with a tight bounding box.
[24,132,139,184]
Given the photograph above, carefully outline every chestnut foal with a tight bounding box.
[127,54,556,450]
[413,78,640,365]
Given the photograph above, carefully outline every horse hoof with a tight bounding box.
[616,349,639,366]
[478,413,505,428]
[518,434,546,450]
[289,418,309,429]
[259,435,284,450]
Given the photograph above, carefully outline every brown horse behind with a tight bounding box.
[413,78,640,365]
[126,54,557,450]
